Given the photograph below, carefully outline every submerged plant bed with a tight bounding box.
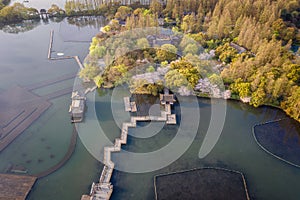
[154,167,250,200]
[253,118,300,168]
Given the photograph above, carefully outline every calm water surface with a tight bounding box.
[0,18,299,200]
[87,89,300,200]
[0,17,105,200]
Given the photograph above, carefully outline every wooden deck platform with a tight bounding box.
[0,174,37,200]
[123,97,137,112]
[166,114,176,124]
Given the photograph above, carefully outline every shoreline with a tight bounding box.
[98,85,299,123]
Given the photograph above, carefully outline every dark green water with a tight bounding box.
[0,18,299,200]
[89,89,300,200]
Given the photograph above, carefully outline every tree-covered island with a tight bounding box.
[0,0,299,122]
[78,0,300,122]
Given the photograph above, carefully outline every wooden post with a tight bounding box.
[48,30,54,59]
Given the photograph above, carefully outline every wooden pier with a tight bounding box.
[84,89,176,200]
[74,56,84,70]
[47,30,53,59]
[47,30,85,70]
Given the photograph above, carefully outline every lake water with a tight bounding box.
[0,18,299,200]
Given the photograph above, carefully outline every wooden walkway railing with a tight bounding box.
[87,90,176,200]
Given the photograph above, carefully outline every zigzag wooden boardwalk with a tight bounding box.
[85,90,176,200]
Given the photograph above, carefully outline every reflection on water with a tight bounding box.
[0,16,106,38]
[0,19,41,34]
[59,16,107,42]
[0,16,299,200]
[0,17,105,200]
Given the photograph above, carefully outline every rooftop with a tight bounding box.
[69,91,85,114]
[160,94,176,104]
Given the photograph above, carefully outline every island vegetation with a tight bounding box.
[0,1,147,25]
[78,0,300,122]
[0,0,298,122]
[0,2,40,25]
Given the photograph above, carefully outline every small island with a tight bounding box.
[0,0,300,200]
[77,0,300,123]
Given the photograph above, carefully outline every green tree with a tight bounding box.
[146,65,155,73]
[107,64,129,86]
[215,43,238,64]
[137,38,150,49]
[94,75,104,88]
[282,86,300,121]
[90,45,106,59]
[0,1,5,10]
[170,58,200,88]
[286,63,300,84]
[181,13,197,33]
[48,4,65,16]
[79,64,100,80]
[165,69,190,91]
[250,87,266,107]
[183,44,199,56]
[156,44,178,62]
[209,74,223,88]
[115,6,132,20]
[150,0,163,15]
[230,79,251,98]
[130,79,163,96]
